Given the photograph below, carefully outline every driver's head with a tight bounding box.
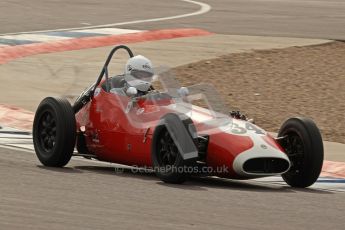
[124,55,154,92]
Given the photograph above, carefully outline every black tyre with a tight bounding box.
[33,97,76,167]
[278,117,323,188]
[151,114,198,184]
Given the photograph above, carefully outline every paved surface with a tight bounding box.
[1,0,344,39]
[0,146,344,230]
[139,0,345,40]
[0,0,196,34]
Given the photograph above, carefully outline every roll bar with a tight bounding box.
[91,45,134,97]
[73,45,134,114]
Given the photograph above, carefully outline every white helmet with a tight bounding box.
[124,55,154,92]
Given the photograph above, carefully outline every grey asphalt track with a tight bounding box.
[0,147,344,230]
[0,0,344,39]
[0,0,197,34]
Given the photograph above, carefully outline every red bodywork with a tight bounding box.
[76,85,287,179]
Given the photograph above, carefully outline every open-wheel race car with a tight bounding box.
[32,45,324,188]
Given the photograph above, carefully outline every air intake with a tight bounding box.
[243,157,290,174]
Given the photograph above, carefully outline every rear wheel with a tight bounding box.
[33,97,76,167]
[278,117,323,188]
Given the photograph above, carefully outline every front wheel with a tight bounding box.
[151,114,198,184]
[278,117,323,188]
[33,97,76,167]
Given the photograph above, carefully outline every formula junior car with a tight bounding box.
[32,45,324,188]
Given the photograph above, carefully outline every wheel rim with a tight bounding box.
[281,132,304,176]
[37,111,57,152]
[157,129,179,167]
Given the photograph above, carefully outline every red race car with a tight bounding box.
[32,45,324,188]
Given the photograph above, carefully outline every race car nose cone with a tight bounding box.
[233,144,290,178]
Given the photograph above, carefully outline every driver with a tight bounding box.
[109,55,154,97]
